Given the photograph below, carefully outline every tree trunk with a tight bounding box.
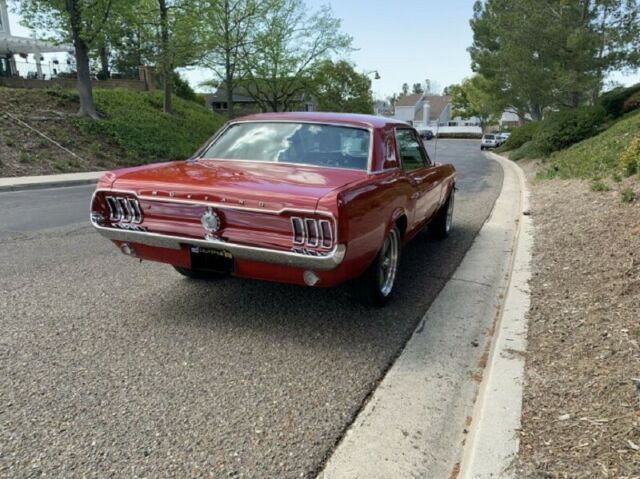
[68,0,99,120]
[530,103,543,121]
[159,0,172,114]
[99,45,110,79]
[225,71,234,119]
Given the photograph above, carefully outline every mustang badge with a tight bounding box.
[201,207,221,238]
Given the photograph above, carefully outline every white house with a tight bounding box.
[393,93,482,135]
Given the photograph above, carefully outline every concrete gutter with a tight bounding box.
[458,152,533,478]
[318,153,532,478]
[0,171,103,192]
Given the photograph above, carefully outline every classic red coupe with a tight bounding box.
[90,112,456,305]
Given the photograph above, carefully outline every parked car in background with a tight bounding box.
[418,128,434,140]
[90,112,456,306]
[481,133,500,150]
[495,132,510,146]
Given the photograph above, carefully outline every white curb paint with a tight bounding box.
[0,171,103,192]
[318,153,532,479]
[458,153,533,478]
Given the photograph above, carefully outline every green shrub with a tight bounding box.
[590,179,610,192]
[621,188,636,203]
[498,121,542,151]
[598,83,640,119]
[618,135,640,177]
[623,91,640,114]
[172,73,204,105]
[535,106,606,155]
[510,140,546,161]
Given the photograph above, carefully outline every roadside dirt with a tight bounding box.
[0,88,128,177]
[516,160,640,477]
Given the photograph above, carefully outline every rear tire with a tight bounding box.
[353,225,401,307]
[431,188,455,239]
[173,266,227,280]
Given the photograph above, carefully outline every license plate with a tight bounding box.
[190,246,234,272]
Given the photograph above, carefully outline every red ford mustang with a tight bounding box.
[90,112,456,305]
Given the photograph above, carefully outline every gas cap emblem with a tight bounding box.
[201,207,221,236]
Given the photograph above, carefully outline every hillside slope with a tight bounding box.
[538,109,640,179]
[0,87,224,177]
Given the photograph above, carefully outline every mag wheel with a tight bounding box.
[431,188,455,239]
[354,225,401,307]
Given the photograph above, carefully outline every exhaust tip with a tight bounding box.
[303,270,320,287]
[120,242,136,257]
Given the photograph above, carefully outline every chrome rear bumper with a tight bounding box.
[91,223,346,271]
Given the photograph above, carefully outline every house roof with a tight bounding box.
[394,93,424,107]
[414,95,451,122]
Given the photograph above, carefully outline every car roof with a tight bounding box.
[234,111,410,129]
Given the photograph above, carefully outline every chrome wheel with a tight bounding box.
[378,228,400,297]
[445,191,455,234]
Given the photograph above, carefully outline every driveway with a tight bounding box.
[0,139,502,478]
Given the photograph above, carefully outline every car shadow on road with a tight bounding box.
[153,222,481,354]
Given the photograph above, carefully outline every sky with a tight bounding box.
[6,0,640,98]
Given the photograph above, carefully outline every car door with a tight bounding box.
[395,128,441,228]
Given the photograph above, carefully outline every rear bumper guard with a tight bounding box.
[91,222,346,271]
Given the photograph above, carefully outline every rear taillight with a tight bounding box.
[291,217,333,248]
[104,195,143,223]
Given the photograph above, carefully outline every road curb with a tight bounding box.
[318,153,531,478]
[458,152,533,478]
[0,172,103,192]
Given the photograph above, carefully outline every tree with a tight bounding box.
[412,82,424,94]
[469,0,640,118]
[449,75,504,131]
[400,82,409,97]
[17,0,123,118]
[241,0,352,112]
[200,0,262,118]
[310,60,373,113]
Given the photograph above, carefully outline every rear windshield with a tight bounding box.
[201,122,371,170]
[484,134,495,139]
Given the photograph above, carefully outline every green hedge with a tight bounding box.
[497,121,541,151]
[534,106,606,155]
[435,132,483,139]
[598,83,640,119]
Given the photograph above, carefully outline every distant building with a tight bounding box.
[204,87,315,116]
[392,93,481,130]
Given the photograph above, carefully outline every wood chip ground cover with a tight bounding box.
[516,168,640,478]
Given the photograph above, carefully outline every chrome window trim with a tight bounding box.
[195,120,375,174]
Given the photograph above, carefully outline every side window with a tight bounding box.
[395,129,427,172]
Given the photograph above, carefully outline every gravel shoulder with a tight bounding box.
[516,160,640,477]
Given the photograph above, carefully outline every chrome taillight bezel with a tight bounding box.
[104,195,143,224]
[291,217,334,249]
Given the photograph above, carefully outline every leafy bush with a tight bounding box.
[78,89,224,161]
[510,139,546,161]
[172,73,205,105]
[535,106,606,155]
[622,91,640,114]
[497,121,542,151]
[590,179,610,192]
[621,188,636,203]
[598,83,640,119]
[618,134,640,177]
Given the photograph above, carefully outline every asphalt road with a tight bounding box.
[0,140,503,478]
